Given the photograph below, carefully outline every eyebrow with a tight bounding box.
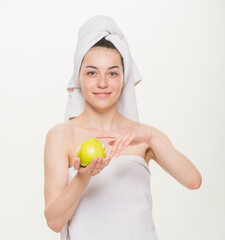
[85,65,120,70]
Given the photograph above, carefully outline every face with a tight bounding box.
[78,47,125,110]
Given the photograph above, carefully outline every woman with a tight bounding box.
[44,15,202,240]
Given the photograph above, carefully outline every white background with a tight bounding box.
[0,0,224,239]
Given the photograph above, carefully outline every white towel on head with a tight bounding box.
[64,15,142,122]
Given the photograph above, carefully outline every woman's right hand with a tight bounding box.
[74,156,112,177]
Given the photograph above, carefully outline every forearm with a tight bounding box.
[45,173,91,232]
[148,128,202,189]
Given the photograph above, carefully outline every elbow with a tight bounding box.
[188,174,202,190]
[46,219,63,233]
[45,209,63,233]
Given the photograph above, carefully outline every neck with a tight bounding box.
[76,105,125,132]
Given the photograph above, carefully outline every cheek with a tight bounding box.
[78,74,83,86]
[110,81,121,90]
[81,79,95,92]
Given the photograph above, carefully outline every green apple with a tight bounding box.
[77,138,107,167]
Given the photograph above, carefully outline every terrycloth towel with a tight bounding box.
[64,15,142,123]
[60,155,158,240]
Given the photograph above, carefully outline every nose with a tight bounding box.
[97,74,108,88]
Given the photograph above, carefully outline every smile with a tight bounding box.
[93,93,111,98]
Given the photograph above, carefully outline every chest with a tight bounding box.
[68,128,149,167]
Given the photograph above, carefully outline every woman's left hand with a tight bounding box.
[95,123,153,159]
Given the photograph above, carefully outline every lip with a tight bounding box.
[93,92,112,98]
[93,92,112,94]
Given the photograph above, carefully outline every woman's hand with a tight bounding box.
[95,123,153,159]
[74,156,110,177]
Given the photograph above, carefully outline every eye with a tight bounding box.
[109,72,118,76]
[87,71,96,75]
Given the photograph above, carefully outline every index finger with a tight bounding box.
[104,155,113,166]
[95,133,120,139]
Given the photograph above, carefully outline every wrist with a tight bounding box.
[147,126,156,145]
[76,172,92,182]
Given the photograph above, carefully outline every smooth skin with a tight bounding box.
[44,47,126,232]
[96,124,202,190]
[44,47,202,233]
[72,47,125,176]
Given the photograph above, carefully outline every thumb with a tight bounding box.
[74,157,80,170]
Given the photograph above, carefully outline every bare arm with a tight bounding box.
[45,172,91,233]
[44,123,111,233]
[147,126,202,190]
[44,123,90,233]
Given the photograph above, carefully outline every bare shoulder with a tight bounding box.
[126,119,150,131]
[146,124,175,147]
[121,117,141,129]
[46,122,73,137]
[45,122,74,159]
[46,122,74,141]
[136,121,173,142]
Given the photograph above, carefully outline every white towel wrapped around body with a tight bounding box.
[60,155,158,240]
[61,15,158,240]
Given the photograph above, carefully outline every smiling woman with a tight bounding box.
[77,45,125,110]
[43,15,201,240]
